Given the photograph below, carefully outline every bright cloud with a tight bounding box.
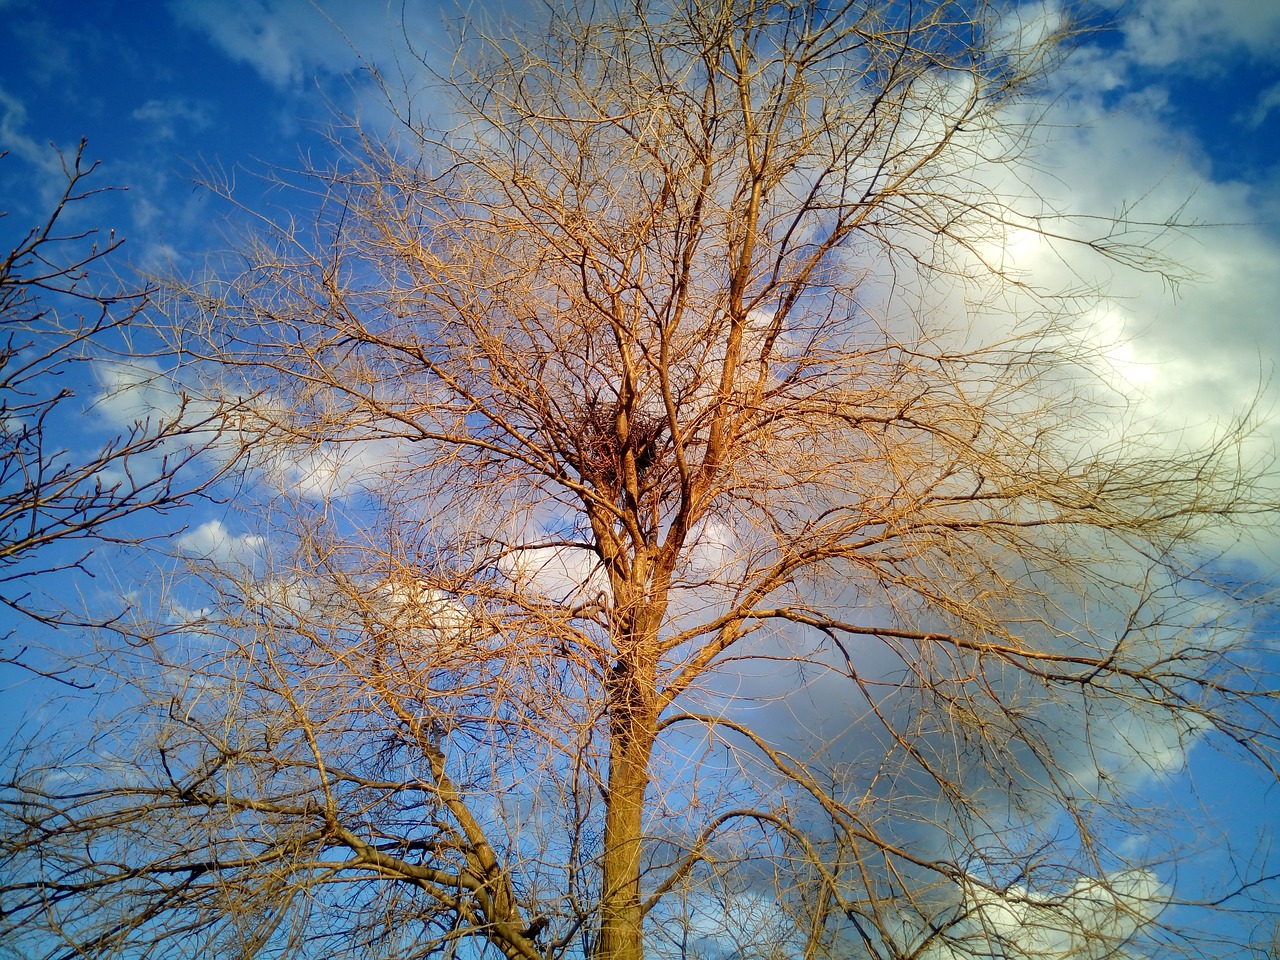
[499,542,608,608]
[174,519,263,567]
[168,0,351,89]
[92,358,189,426]
[1114,0,1280,70]
[259,436,409,500]
[943,11,1280,540]
[931,869,1167,960]
[374,577,475,646]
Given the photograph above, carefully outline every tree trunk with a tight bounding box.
[598,644,658,960]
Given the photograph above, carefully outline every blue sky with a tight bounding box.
[2,0,1279,955]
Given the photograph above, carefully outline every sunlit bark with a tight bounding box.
[1,4,1276,960]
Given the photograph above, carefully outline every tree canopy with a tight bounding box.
[1,2,1276,959]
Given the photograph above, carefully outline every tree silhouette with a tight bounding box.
[0,140,228,678]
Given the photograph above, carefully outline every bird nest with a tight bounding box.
[566,395,668,491]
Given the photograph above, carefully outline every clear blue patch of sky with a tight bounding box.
[1132,63,1280,187]
[0,0,336,241]
[1079,12,1280,188]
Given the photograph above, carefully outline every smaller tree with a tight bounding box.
[0,140,228,671]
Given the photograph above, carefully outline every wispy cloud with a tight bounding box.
[1243,81,1280,129]
[0,86,66,198]
[167,0,338,89]
[165,0,439,90]
[131,97,212,140]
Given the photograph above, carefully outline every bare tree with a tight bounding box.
[0,141,229,671]
[2,4,1276,960]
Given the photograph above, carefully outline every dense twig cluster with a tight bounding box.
[0,141,228,673]
[1,4,1276,960]
[566,393,669,495]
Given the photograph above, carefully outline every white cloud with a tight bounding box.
[0,86,43,166]
[374,577,474,646]
[499,541,608,608]
[162,596,213,624]
[168,0,341,89]
[686,520,735,579]
[929,870,1167,960]
[1114,0,1280,72]
[676,888,800,960]
[89,357,251,480]
[174,519,264,567]
[932,19,1280,544]
[92,358,189,426]
[233,424,419,501]
[0,85,68,201]
[993,1,1067,58]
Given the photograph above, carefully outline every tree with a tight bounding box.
[1,3,1276,959]
[0,140,229,674]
